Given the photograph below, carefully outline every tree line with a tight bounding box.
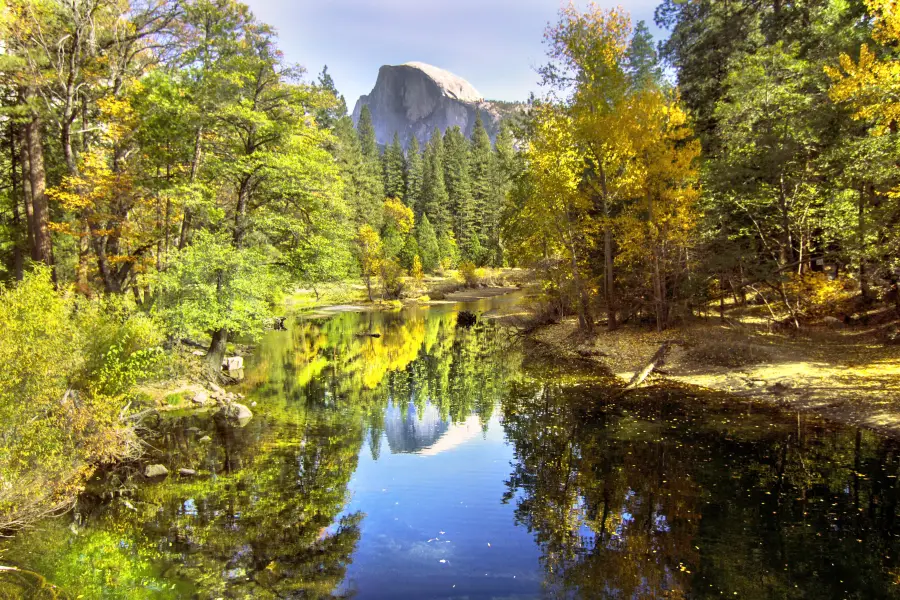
[504,0,900,331]
[331,99,517,300]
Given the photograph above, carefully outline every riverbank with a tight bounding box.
[530,312,900,436]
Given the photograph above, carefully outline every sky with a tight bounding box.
[243,0,666,108]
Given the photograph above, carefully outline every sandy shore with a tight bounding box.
[530,317,900,436]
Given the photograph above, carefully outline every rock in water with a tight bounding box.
[144,464,168,478]
[351,62,515,149]
[217,403,253,427]
[222,356,243,371]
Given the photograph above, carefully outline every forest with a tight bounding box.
[0,0,897,534]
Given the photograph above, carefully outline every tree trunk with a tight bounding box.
[206,327,228,375]
[858,187,871,302]
[233,176,251,248]
[23,109,54,276]
[569,239,592,332]
[604,222,616,331]
[8,127,24,280]
[19,125,34,260]
[179,127,203,250]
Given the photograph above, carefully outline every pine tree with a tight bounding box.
[315,65,347,130]
[383,132,406,199]
[336,116,384,229]
[357,104,379,159]
[442,127,477,260]
[406,136,425,214]
[416,214,440,273]
[625,21,663,91]
[470,113,495,264]
[354,104,385,224]
[422,128,451,237]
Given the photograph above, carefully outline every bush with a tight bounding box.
[0,268,163,530]
[459,261,479,287]
[784,272,857,318]
[380,258,405,300]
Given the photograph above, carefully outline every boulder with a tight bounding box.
[351,62,517,150]
[192,390,210,405]
[198,435,212,443]
[178,468,197,477]
[217,402,253,427]
[144,464,169,478]
[222,356,244,371]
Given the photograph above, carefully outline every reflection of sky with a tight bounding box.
[337,409,542,599]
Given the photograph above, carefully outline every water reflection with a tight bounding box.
[0,298,522,599]
[3,298,900,598]
[502,354,900,599]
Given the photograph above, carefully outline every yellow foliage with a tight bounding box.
[827,0,900,137]
[383,198,414,234]
[784,272,857,317]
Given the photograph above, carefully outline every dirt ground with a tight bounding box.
[530,310,900,436]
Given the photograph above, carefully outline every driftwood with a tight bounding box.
[625,341,674,390]
[355,332,381,338]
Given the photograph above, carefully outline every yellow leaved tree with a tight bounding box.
[827,0,900,138]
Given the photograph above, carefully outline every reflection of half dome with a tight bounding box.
[383,401,449,454]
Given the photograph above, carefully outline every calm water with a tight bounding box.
[3,295,900,599]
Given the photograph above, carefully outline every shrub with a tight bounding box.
[459,261,479,287]
[380,258,405,300]
[0,268,163,530]
[779,272,857,318]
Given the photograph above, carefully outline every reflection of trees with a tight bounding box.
[0,404,365,599]
[502,360,900,599]
[0,305,521,598]
[247,307,520,434]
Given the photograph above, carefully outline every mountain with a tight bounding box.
[351,62,517,149]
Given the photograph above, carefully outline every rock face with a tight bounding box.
[351,62,508,149]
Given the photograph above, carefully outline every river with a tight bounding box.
[2,294,900,598]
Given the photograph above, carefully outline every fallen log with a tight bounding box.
[625,341,673,390]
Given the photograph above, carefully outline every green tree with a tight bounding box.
[406,136,425,214]
[383,132,406,199]
[422,128,451,240]
[416,214,440,273]
[443,126,479,261]
[155,231,278,371]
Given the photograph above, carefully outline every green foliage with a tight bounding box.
[383,132,407,199]
[417,214,441,273]
[0,268,162,529]
[154,231,279,341]
[459,261,479,287]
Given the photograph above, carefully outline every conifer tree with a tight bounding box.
[383,132,406,200]
[422,128,451,237]
[336,116,384,229]
[442,127,478,261]
[406,137,425,214]
[470,113,495,264]
[357,105,379,159]
[315,65,348,130]
[353,104,384,226]
[417,214,440,273]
